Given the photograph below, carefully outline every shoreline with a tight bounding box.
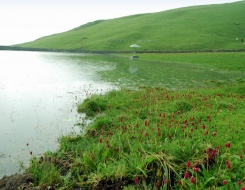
[1,45,245,54]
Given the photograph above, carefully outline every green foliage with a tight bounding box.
[175,101,192,113]
[89,116,113,131]
[77,96,107,116]
[18,1,245,51]
[27,158,62,187]
[27,84,245,189]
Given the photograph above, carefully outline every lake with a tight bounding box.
[0,50,244,178]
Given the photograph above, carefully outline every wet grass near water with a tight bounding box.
[27,84,245,189]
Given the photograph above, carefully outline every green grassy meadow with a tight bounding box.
[27,84,245,189]
[18,1,245,51]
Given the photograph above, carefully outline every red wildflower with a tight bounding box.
[176,110,181,114]
[212,149,217,156]
[225,143,231,148]
[99,138,103,143]
[202,124,206,129]
[193,167,199,173]
[226,160,231,169]
[157,180,161,187]
[115,147,119,152]
[184,171,189,179]
[30,151,32,155]
[223,180,227,185]
[134,176,139,185]
[144,120,149,126]
[241,187,245,190]
[168,134,171,139]
[158,131,161,137]
[190,176,195,184]
[187,161,191,168]
[206,148,211,154]
[212,131,217,137]
[238,181,242,186]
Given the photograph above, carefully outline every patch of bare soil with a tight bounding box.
[0,173,39,190]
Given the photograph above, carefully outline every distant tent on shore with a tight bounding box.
[129,44,140,59]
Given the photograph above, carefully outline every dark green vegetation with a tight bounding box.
[27,84,245,189]
[18,1,245,51]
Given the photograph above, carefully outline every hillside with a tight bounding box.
[17,1,245,51]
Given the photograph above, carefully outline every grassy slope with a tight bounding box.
[18,1,245,51]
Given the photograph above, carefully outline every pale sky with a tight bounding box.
[0,0,241,45]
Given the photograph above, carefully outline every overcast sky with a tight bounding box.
[0,0,241,45]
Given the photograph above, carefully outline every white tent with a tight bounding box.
[129,44,140,55]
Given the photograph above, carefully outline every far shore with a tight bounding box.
[1,45,245,54]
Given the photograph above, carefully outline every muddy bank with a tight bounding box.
[0,174,39,190]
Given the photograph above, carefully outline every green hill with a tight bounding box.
[18,1,245,51]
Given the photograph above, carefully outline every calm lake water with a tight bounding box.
[0,50,244,178]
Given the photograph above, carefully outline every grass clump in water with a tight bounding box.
[77,96,108,117]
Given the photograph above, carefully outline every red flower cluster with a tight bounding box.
[206,148,218,160]
[193,166,199,172]
[226,160,231,169]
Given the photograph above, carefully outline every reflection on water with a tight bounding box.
[94,55,245,88]
[0,51,115,178]
[0,51,244,178]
